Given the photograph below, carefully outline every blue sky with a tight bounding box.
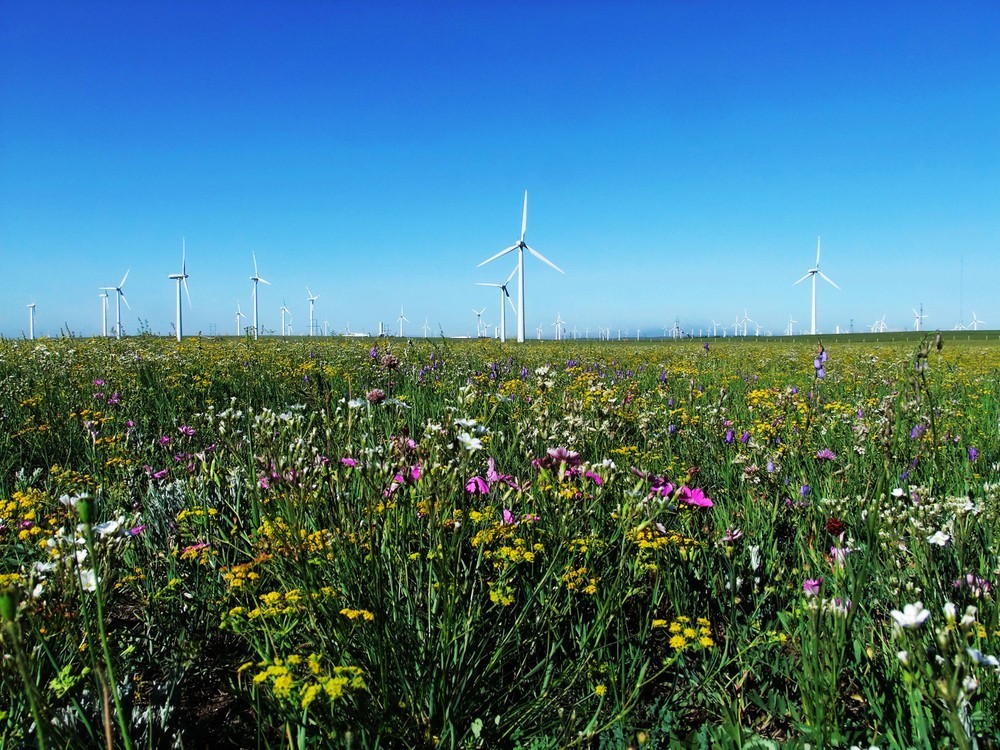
[2,1,998,339]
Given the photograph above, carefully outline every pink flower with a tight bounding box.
[340,457,358,468]
[803,578,823,597]
[816,448,836,461]
[677,485,713,508]
[501,508,516,525]
[465,476,490,495]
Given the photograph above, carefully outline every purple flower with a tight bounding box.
[94,379,105,386]
[816,448,836,461]
[968,446,979,462]
[910,424,925,440]
[724,429,734,444]
[703,342,710,352]
[501,508,517,525]
[128,525,147,536]
[800,485,810,497]
[158,435,171,447]
[803,578,823,597]
[465,476,490,495]
[340,457,358,468]
[677,485,713,508]
[741,431,750,444]
[178,425,196,437]
[366,388,386,404]
[766,460,776,473]
[108,392,120,405]
[722,528,742,543]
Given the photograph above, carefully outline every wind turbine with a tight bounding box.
[27,303,36,340]
[250,253,270,340]
[472,307,486,338]
[422,318,430,338]
[99,293,109,337]
[397,306,409,337]
[236,301,246,336]
[478,191,565,343]
[793,237,840,335]
[551,312,566,341]
[476,264,519,343]
[101,270,131,340]
[970,311,986,331]
[168,239,192,342]
[306,288,320,337]
[280,303,291,336]
[913,305,928,332]
[785,315,797,336]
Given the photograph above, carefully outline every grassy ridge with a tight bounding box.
[0,335,998,748]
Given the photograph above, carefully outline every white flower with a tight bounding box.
[93,516,124,536]
[966,648,1000,669]
[79,569,98,592]
[891,488,905,498]
[943,602,957,623]
[456,432,483,452]
[454,418,478,428]
[890,602,931,629]
[926,530,950,546]
[897,650,910,666]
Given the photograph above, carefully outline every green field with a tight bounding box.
[1,335,998,748]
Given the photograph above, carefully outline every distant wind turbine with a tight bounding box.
[250,253,270,340]
[280,303,291,336]
[551,312,566,341]
[478,191,564,343]
[168,239,192,342]
[306,288,320,337]
[785,315,797,336]
[472,307,486,338]
[476,263,519,343]
[970,311,986,331]
[913,305,928,332]
[101,270,131,340]
[422,318,430,338]
[397,306,409,337]
[27,303,36,340]
[235,301,246,336]
[793,237,840,335]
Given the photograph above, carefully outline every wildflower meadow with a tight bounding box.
[0,334,997,749]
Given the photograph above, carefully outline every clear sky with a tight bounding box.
[2,1,998,339]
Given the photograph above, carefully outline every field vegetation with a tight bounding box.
[0,334,998,749]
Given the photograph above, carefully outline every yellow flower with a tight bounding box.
[669,635,688,651]
[651,619,667,629]
[594,684,607,697]
[699,636,715,648]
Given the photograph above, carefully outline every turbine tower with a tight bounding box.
[478,191,564,343]
[306,288,320,337]
[793,237,840,335]
[99,293,109,337]
[472,307,486,338]
[101,270,131,340]
[397,306,409,337]
[250,253,270,340]
[476,263,518,343]
[27,303,36,340]
[167,239,192,342]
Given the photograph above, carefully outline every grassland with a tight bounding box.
[0,334,998,749]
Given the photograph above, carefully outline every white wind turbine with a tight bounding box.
[793,237,840,335]
[536,324,543,340]
[785,315,797,336]
[167,240,192,342]
[280,303,291,336]
[913,305,928,332]
[476,264,519,343]
[27,303,36,340]
[422,318,431,338]
[397,306,409,337]
[101,270,131,340]
[99,292,109,337]
[478,191,565,343]
[551,312,566,341]
[472,307,487,338]
[970,312,986,331]
[250,253,270,339]
[235,301,246,336]
[306,288,320,337]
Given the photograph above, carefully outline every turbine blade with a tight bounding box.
[120,269,130,288]
[477,244,518,267]
[476,283,501,287]
[183,277,192,307]
[815,236,821,266]
[505,264,518,284]
[120,291,131,310]
[793,272,811,285]
[253,252,259,277]
[525,244,565,274]
[817,271,840,290]
[521,190,528,243]
[507,295,517,316]
[182,238,186,276]
[258,277,271,286]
